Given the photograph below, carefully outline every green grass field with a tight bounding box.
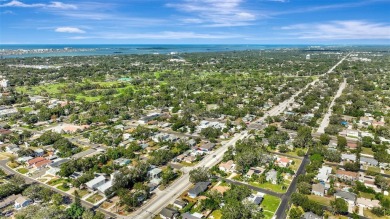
[73,189,90,198]
[308,194,333,206]
[57,184,70,192]
[86,193,104,203]
[211,210,222,219]
[17,168,29,174]
[249,182,288,193]
[261,195,280,218]
[16,81,135,102]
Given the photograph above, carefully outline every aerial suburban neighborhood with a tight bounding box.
[0,46,389,219]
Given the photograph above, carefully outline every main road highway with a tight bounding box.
[131,53,352,219]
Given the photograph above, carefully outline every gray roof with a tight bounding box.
[72,149,96,159]
[188,181,210,196]
[312,183,325,194]
[181,212,201,219]
[200,142,215,150]
[50,158,70,168]
[252,196,263,205]
[301,212,322,219]
[174,199,187,207]
[360,157,378,166]
[159,207,178,218]
[335,191,357,202]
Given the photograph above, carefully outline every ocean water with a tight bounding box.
[0,44,307,58]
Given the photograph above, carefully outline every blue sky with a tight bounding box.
[0,0,389,44]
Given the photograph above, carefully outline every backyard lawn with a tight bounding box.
[367,166,381,173]
[17,168,29,174]
[361,147,374,156]
[57,184,70,192]
[308,195,333,206]
[73,189,90,198]
[261,195,280,219]
[47,178,68,186]
[249,182,288,193]
[86,193,104,203]
[211,210,222,219]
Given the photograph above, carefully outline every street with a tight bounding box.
[317,78,347,133]
[0,160,117,218]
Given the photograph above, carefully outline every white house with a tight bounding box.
[85,175,107,191]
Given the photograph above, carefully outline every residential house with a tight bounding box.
[173,199,187,209]
[336,170,359,181]
[0,194,20,209]
[183,155,197,163]
[187,139,197,147]
[85,175,107,191]
[315,166,333,183]
[347,142,358,150]
[275,156,292,168]
[245,192,264,205]
[148,168,162,179]
[14,196,31,210]
[198,142,215,152]
[34,159,52,169]
[334,191,357,206]
[159,207,179,219]
[360,157,378,166]
[312,183,326,197]
[72,148,97,160]
[5,144,19,154]
[188,182,210,198]
[17,156,33,163]
[245,167,265,178]
[301,212,322,219]
[113,158,131,166]
[181,212,202,219]
[34,148,44,157]
[219,160,235,173]
[266,169,278,184]
[97,180,113,195]
[357,197,380,209]
[27,157,46,168]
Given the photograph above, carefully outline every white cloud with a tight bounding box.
[281,20,390,40]
[167,0,257,27]
[69,31,243,40]
[0,0,77,9]
[55,27,85,33]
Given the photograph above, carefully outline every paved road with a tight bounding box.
[131,132,248,219]
[0,160,117,218]
[274,154,310,219]
[272,53,350,219]
[317,78,347,133]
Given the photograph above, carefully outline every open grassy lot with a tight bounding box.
[249,181,288,193]
[57,184,70,192]
[86,193,104,203]
[261,195,280,219]
[308,194,333,206]
[360,192,376,199]
[361,147,374,156]
[364,209,388,219]
[17,168,29,174]
[47,178,68,186]
[73,189,90,198]
[367,166,381,173]
[211,210,222,219]
[16,80,134,102]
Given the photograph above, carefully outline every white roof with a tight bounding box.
[97,180,112,193]
[86,175,106,188]
[316,166,332,181]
